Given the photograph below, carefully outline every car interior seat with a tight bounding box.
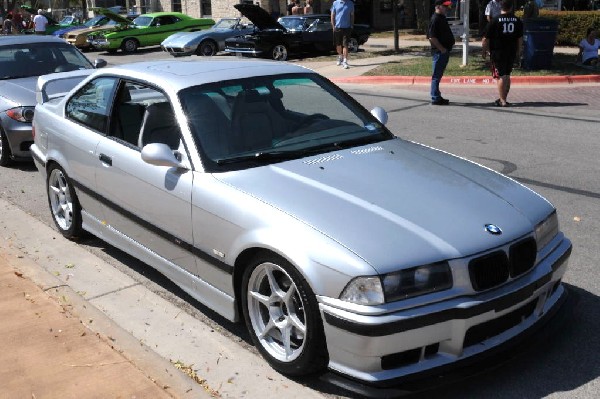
[186,93,231,159]
[138,102,181,150]
[230,89,288,152]
[113,87,146,146]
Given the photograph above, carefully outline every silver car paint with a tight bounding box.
[31,60,571,384]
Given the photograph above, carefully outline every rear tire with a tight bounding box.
[241,253,328,376]
[0,128,13,167]
[47,164,84,239]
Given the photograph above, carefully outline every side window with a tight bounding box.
[66,77,118,133]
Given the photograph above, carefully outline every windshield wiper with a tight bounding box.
[332,135,386,149]
[216,146,337,165]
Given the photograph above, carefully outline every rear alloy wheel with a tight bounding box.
[197,40,217,56]
[0,128,13,167]
[121,38,139,53]
[242,254,328,376]
[271,44,288,61]
[47,165,83,239]
[348,37,359,53]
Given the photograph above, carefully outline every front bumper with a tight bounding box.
[91,39,110,49]
[161,45,193,57]
[319,236,572,384]
[224,48,262,56]
[0,117,34,161]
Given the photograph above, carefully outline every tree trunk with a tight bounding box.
[410,0,432,33]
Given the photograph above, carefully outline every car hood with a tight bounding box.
[234,4,285,31]
[215,139,553,274]
[0,78,36,107]
[92,7,133,25]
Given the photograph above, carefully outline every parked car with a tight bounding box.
[161,17,255,57]
[225,4,371,60]
[0,36,105,167]
[31,59,571,386]
[64,9,135,51]
[89,12,215,53]
[53,14,111,38]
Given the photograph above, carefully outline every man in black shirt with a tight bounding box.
[428,0,455,105]
[482,0,523,107]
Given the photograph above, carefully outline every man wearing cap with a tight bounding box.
[427,0,455,105]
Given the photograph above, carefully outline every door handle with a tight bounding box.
[99,153,112,166]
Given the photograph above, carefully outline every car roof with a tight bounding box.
[0,36,72,46]
[95,60,314,91]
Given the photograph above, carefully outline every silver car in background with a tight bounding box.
[0,35,105,167]
[161,17,255,57]
[30,59,572,389]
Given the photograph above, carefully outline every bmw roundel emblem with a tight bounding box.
[485,224,503,235]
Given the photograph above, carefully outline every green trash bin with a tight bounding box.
[522,18,559,70]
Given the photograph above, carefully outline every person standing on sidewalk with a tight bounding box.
[33,9,48,35]
[482,0,523,107]
[427,0,455,105]
[330,0,354,69]
[485,0,502,22]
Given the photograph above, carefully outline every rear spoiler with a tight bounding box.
[36,69,95,104]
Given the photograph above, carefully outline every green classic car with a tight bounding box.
[89,12,214,53]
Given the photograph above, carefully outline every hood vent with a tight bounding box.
[351,146,384,155]
[304,153,343,165]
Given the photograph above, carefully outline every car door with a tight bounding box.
[94,80,198,276]
[62,76,119,221]
[302,18,334,52]
[147,16,178,46]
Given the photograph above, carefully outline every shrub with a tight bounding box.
[516,10,600,45]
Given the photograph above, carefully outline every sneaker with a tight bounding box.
[336,57,342,66]
[431,98,449,105]
[342,61,349,69]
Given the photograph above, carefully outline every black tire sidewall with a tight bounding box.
[0,128,13,166]
[198,40,216,56]
[241,253,328,376]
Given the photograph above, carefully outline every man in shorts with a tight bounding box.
[330,0,354,69]
[482,0,523,107]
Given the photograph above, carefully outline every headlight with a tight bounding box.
[340,262,453,305]
[340,277,384,305]
[535,211,559,250]
[382,262,452,302]
[6,107,35,123]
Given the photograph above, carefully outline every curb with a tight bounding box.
[332,74,600,86]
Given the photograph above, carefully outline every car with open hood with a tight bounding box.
[89,12,214,53]
[0,35,105,167]
[64,8,135,51]
[52,13,112,39]
[30,59,571,391]
[20,6,80,35]
[225,4,371,60]
[161,17,255,57]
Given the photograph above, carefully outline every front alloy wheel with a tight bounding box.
[271,44,288,61]
[198,40,217,56]
[47,165,83,238]
[242,254,327,376]
[122,38,138,53]
[348,37,359,53]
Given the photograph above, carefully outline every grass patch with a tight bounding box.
[364,50,597,76]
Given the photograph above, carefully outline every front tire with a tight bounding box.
[270,44,288,61]
[47,165,83,239]
[121,38,139,53]
[0,128,13,167]
[242,253,328,376]
[197,40,217,56]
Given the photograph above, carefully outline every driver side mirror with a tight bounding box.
[141,143,187,169]
[94,59,107,69]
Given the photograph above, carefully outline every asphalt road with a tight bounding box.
[1,47,598,398]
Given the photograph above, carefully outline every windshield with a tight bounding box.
[85,15,106,27]
[214,18,239,29]
[0,43,93,80]
[278,17,315,31]
[132,16,153,27]
[179,73,393,172]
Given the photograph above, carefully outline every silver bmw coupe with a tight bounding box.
[30,59,572,388]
